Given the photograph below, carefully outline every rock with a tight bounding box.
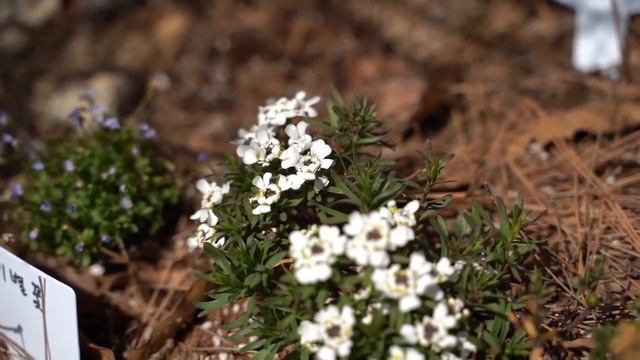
[78,0,135,15]
[15,0,62,27]
[31,72,142,125]
[112,8,190,71]
[0,26,30,54]
[0,2,11,26]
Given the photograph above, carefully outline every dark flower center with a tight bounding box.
[264,188,277,198]
[366,228,383,241]
[395,272,409,286]
[326,324,342,338]
[311,244,325,254]
[423,323,438,339]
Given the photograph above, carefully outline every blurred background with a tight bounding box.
[3,0,639,159]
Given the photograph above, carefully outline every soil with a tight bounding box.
[1,0,640,359]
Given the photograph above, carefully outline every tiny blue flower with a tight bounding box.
[138,123,157,139]
[119,184,128,193]
[79,89,96,102]
[10,183,23,199]
[67,203,79,215]
[74,243,85,252]
[103,117,120,130]
[63,159,75,172]
[120,196,133,210]
[90,104,106,124]
[0,111,7,126]
[68,108,83,127]
[40,201,52,213]
[2,133,18,148]
[100,234,111,244]
[29,229,39,240]
[131,146,140,156]
[33,161,44,172]
[197,152,208,162]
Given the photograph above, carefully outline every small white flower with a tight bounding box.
[447,298,470,320]
[295,139,333,181]
[314,176,330,193]
[285,121,313,150]
[290,225,346,284]
[286,172,307,190]
[372,253,441,312]
[458,332,477,357]
[298,305,355,360]
[190,179,230,224]
[258,99,291,126]
[249,172,289,215]
[235,125,280,165]
[344,211,391,267]
[187,223,216,251]
[388,346,425,360]
[440,352,462,360]
[88,264,105,277]
[435,258,457,282]
[400,301,459,351]
[389,225,415,249]
[382,200,420,227]
[354,286,372,301]
[292,91,321,118]
[280,144,303,170]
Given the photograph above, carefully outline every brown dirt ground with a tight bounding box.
[1,0,640,359]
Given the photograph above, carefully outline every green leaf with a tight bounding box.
[195,292,233,313]
[265,251,287,268]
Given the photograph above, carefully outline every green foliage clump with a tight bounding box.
[0,110,19,170]
[193,92,552,359]
[11,103,178,266]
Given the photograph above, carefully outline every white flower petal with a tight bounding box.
[399,295,421,313]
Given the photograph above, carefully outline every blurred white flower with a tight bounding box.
[435,258,457,282]
[290,225,346,284]
[88,264,105,277]
[344,211,391,267]
[280,144,303,170]
[400,301,459,352]
[381,200,419,227]
[187,223,217,251]
[298,305,354,360]
[372,253,442,312]
[285,121,313,150]
[190,179,230,225]
[388,346,425,360]
[292,91,321,118]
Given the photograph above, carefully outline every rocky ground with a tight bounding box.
[1,0,640,359]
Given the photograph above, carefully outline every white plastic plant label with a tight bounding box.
[555,0,640,78]
[0,246,80,360]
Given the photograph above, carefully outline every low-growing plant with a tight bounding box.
[0,110,19,170]
[11,95,179,266]
[192,92,551,359]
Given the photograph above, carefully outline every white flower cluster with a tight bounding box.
[293,199,473,359]
[298,305,355,360]
[289,225,346,284]
[232,92,333,215]
[344,200,419,267]
[399,299,475,358]
[290,200,421,285]
[187,179,230,250]
[372,253,459,313]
